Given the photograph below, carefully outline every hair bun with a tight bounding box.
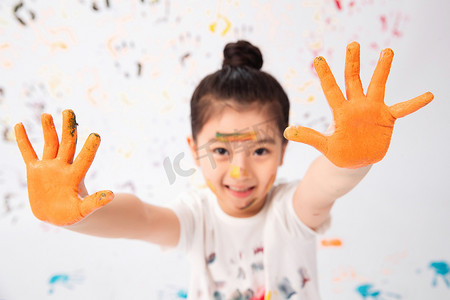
[222,40,263,70]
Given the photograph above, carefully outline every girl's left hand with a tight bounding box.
[284,42,434,168]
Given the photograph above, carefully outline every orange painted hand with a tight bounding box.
[14,109,114,226]
[284,42,434,168]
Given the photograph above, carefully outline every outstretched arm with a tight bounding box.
[15,110,180,247]
[285,42,433,229]
[293,156,371,230]
[67,193,180,247]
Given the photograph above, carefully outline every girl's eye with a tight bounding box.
[254,148,269,156]
[213,148,229,156]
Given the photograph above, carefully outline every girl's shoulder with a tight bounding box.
[171,186,217,217]
[268,180,299,203]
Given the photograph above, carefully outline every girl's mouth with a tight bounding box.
[225,185,255,198]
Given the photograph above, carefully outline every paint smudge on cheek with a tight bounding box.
[240,197,258,210]
[265,174,276,194]
[206,179,217,195]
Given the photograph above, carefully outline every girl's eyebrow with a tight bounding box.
[213,131,277,145]
[215,131,258,142]
[254,137,276,145]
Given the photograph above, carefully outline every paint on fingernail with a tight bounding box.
[68,116,78,137]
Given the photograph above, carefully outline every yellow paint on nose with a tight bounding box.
[230,166,241,179]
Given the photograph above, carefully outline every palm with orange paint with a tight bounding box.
[14,110,114,226]
[284,42,434,168]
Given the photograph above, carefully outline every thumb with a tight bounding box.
[284,125,328,155]
[389,92,434,119]
[80,190,114,217]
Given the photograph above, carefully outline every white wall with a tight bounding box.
[1,0,449,299]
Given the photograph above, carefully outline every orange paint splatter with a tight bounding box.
[321,238,342,247]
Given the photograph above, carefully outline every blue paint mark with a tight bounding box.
[356,284,401,299]
[356,284,381,299]
[213,290,224,300]
[207,252,216,264]
[227,289,256,300]
[157,286,189,299]
[429,261,450,287]
[251,262,264,272]
[176,289,188,298]
[277,277,297,299]
[48,272,83,294]
[49,274,69,285]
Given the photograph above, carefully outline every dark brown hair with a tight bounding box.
[190,40,290,144]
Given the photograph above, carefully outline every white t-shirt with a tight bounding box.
[171,181,329,300]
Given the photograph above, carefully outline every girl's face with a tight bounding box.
[188,104,287,218]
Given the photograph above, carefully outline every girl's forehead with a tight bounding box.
[196,103,283,144]
[208,105,276,129]
[207,121,282,147]
[207,116,279,140]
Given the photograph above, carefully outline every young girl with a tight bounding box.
[14,40,433,299]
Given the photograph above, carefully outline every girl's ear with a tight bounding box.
[186,135,200,167]
[279,141,288,166]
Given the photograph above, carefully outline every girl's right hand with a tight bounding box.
[14,109,114,226]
